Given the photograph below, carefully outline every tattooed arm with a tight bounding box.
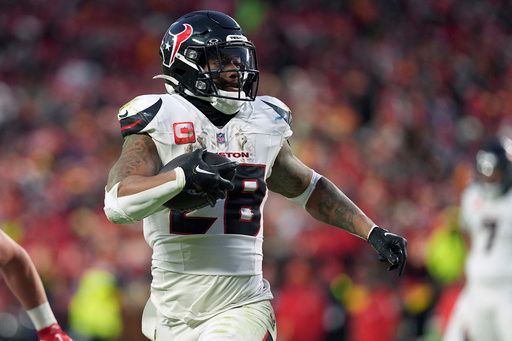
[105,134,235,223]
[104,133,186,223]
[106,133,175,195]
[267,142,374,239]
[268,142,407,275]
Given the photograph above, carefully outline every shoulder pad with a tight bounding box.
[259,96,293,127]
[118,95,163,137]
[461,183,479,204]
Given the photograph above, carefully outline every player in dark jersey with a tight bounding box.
[104,10,407,340]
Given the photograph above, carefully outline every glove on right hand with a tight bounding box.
[179,149,238,206]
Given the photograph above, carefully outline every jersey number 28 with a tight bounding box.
[169,164,266,236]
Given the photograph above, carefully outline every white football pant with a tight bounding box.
[444,284,512,341]
[142,298,276,341]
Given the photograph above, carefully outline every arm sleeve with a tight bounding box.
[104,167,186,224]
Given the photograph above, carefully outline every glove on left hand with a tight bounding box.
[368,226,408,276]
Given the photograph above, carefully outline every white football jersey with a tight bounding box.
[460,184,512,285]
[118,92,292,322]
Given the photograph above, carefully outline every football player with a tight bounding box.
[104,10,407,341]
[0,230,72,341]
[444,137,512,341]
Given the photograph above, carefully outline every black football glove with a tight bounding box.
[180,149,238,206]
[367,226,408,276]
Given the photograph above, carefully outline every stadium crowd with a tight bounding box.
[0,0,511,340]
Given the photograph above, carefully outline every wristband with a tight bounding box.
[366,224,379,240]
[26,302,57,331]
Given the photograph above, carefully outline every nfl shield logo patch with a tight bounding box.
[216,133,226,144]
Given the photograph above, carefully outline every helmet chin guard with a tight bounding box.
[210,90,247,115]
[158,11,259,102]
[157,76,247,115]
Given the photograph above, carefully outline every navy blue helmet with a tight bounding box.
[158,11,258,101]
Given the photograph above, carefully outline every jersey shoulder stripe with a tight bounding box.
[118,96,163,137]
[258,96,292,127]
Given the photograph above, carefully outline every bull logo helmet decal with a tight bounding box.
[162,23,193,67]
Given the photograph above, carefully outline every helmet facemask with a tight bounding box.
[191,43,259,101]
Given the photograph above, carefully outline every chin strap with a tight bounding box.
[210,90,246,115]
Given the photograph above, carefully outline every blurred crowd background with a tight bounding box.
[1,0,511,340]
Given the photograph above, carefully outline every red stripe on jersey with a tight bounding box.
[120,119,142,131]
